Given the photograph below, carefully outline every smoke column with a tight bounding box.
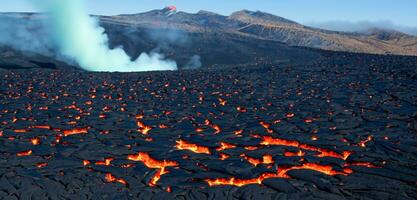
[30,0,177,72]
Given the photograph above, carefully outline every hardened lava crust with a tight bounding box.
[0,53,417,200]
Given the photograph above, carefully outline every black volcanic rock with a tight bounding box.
[0,51,417,199]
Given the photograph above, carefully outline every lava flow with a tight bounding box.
[137,120,152,135]
[17,150,32,157]
[62,127,89,136]
[175,140,211,154]
[127,152,178,186]
[105,173,128,186]
[241,154,274,166]
[216,142,237,151]
[260,136,351,160]
[206,162,350,187]
[127,152,178,168]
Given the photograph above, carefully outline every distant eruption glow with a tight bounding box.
[30,0,177,72]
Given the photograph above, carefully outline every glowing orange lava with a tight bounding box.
[83,160,90,166]
[206,162,350,187]
[344,161,380,168]
[216,142,237,151]
[14,129,28,133]
[261,136,352,160]
[63,127,88,136]
[234,130,243,135]
[219,153,230,160]
[175,140,211,154]
[105,173,128,185]
[36,162,48,168]
[128,152,178,186]
[149,168,169,187]
[127,152,178,169]
[358,135,373,148]
[30,125,51,129]
[95,158,114,166]
[137,121,152,135]
[260,136,299,147]
[284,150,305,157]
[17,150,32,157]
[241,154,274,166]
[259,121,274,133]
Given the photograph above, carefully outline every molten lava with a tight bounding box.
[358,135,373,147]
[30,125,51,129]
[344,161,380,168]
[30,137,41,145]
[261,136,351,160]
[137,120,152,135]
[95,158,114,166]
[206,162,350,187]
[17,150,32,157]
[241,154,274,166]
[216,142,237,151]
[260,136,299,147]
[127,152,178,186]
[63,127,88,136]
[284,150,305,157]
[127,152,178,168]
[175,140,211,154]
[105,173,127,185]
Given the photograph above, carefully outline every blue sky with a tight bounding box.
[1,0,416,27]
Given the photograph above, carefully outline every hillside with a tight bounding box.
[1,9,417,70]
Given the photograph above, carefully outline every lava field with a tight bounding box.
[0,53,417,200]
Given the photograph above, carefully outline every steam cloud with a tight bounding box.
[28,0,177,72]
[0,14,53,56]
[184,55,202,69]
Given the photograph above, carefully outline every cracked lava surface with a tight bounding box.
[0,54,417,199]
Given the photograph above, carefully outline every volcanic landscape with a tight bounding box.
[1,50,416,199]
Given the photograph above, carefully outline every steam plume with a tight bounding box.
[30,0,177,72]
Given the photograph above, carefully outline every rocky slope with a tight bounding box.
[1,9,417,70]
[102,9,417,56]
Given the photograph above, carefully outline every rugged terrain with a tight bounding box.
[1,9,417,70]
[0,51,416,199]
[102,9,417,56]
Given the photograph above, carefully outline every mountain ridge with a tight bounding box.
[1,9,417,70]
[100,8,417,56]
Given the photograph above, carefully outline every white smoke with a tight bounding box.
[29,0,177,72]
[184,55,202,69]
[0,14,52,55]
